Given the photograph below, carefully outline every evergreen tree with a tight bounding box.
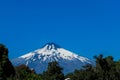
[43,61,64,80]
[66,54,120,80]
[14,64,42,80]
[66,64,97,80]
[0,44,15,80]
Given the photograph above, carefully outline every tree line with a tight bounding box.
[66,54,120,80]
[0,44,120,80]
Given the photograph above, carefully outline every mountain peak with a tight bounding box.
[12,43,93,74]
[42,42,61,50]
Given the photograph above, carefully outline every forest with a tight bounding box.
[0,44,120,80]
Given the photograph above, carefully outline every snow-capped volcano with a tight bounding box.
[12,43,92,74]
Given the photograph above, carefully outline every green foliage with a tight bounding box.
[66,64,97,80]
[66,54,120,80]
[0,44,15,80]
[7,64,42,80]
[42,61,65,80]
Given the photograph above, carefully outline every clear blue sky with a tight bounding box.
[0,0,120,60]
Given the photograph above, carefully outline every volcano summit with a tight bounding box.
[12,43,92,74]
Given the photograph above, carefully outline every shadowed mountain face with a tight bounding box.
[12,43,93,74]
[42,42,61,50]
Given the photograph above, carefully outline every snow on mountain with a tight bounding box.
[12,43,93,74]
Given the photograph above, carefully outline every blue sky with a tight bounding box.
[0,0,120,60]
